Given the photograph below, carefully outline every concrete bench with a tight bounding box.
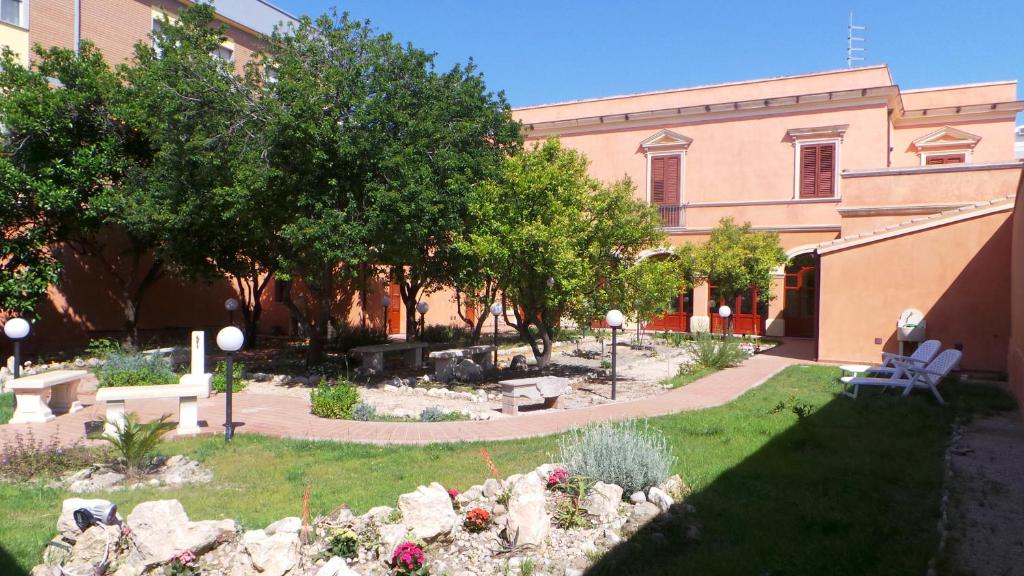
[7,369,88,424]
[96,384,206,436]
[429,345,497,383]
[499,376,571,415]
[350,342,429,373]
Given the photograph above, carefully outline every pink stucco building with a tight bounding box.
[515,65,1023,371]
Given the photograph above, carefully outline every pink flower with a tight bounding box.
[547,467,569,488]
[447,487,460,501]
[391,541,425,572]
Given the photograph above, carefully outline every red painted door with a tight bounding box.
[647,288,693,332]
[783,255,816,338]
[387,284,402,334]
[710,286,765,336]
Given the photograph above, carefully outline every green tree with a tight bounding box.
[121,5,279,347]
[0,159,59,316]
[687,217,787,336]
[462,138,664,366]
[617,257,687,340]
[0,44,155,343]
[366,54,521,341]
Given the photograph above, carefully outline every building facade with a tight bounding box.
[515,66,1023,370]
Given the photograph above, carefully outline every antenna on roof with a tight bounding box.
[847,12,865,68]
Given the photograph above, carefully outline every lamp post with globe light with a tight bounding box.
[718,305,732,340]
[416,301,429,339]
[3,318,30,380]
[489,302,503,367]
[224,298,239,327]
[605,309,624,400]
[216,326,244,442]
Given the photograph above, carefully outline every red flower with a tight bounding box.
[447,488,460,501]
[547,467,569,488]
[391,541,425,573]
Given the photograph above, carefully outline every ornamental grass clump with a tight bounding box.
[96,351,178,388]
[310,380,360,419]
[102,412,176,476]
[559,419,675,494]
[684,333,750,371]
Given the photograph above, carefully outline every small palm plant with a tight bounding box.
[101,412,175,477]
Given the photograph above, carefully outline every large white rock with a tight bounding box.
[125,500,235,569]
[622,501,661,536]
[583,482,623,518]
[378,523,409,558]
[482,478,504,498]
[316,556,360,576]
[647,487,674,513]
[397,482,457,541]
[265,516,302,535]
[505,473,550,548]
[243,530,301,576]
[64,524,122,573]
[658,474,690,502]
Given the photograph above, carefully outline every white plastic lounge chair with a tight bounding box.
[842,349,961,404]
[867,340,942,378]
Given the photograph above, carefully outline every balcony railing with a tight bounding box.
[656,204,684,228]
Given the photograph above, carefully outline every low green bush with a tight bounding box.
[419,406,466,422]
[684,333,750,370]
[559,419,675,494]
[332,322,389,351]
[211,361,246,393]
[311,380,361,419]
[419,324,471,344]
[352,402,377,421]
[84,337,122,358]
[96,352,178,388]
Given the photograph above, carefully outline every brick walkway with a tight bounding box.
[0,339,815,447]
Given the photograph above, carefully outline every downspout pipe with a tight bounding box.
[73,0,81,54]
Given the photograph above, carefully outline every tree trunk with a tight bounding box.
[235,270,272,349]
[395,267,421,342]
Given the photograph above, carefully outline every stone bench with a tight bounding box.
[499,376,571,415]
[428,345,497,383]
[350,342,429,374]
[96,384,206,436]
[7,369,88,424]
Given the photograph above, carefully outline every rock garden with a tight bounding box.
[29,421,694,576]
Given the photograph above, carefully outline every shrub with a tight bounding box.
[310,380,361,419]
[332,322,389,352]
[211,360,246,393]
[683,333,750,370]
[559,419,675,494]
[351,402,377,421]
[0,430,105,481]
[419,324,471,344]
[324,528,359,559]
[84,337,122,358]
[391,541,427,576]
[419,406,465,422]
[101,412,176,476]
[96,351,178,388]
[553,476,592,530]
[463,507,491,532]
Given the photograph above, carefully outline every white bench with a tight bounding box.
[429,345,497,382]
[350,342,429,374]
[7,369,88,424]
[96,384,206,436]
[499,376,571,415]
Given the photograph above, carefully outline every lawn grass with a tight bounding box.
[0,365,1015,575]
[662,366,718,388]
[0,392,12,425]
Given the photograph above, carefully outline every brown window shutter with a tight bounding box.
[651,156,665,203]
[926,153,965,165]
[799,145,818,198]
[817,143,835,197]
[662,156,680,204]
[799,143,836,198]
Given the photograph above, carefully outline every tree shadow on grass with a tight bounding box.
[586,375,1016,576]
[0,546,28,576]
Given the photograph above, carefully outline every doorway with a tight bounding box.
[783,253,816,338]
[648,288,694,332]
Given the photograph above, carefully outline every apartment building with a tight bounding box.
[1016,125,1024,159]
[0,0,294,69]
[515,66,1023,370]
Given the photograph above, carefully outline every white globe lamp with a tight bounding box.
[3,317,30,340]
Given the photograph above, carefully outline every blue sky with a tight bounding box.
[270,0,1024,112]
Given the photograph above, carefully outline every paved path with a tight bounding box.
[0,339,815,447]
